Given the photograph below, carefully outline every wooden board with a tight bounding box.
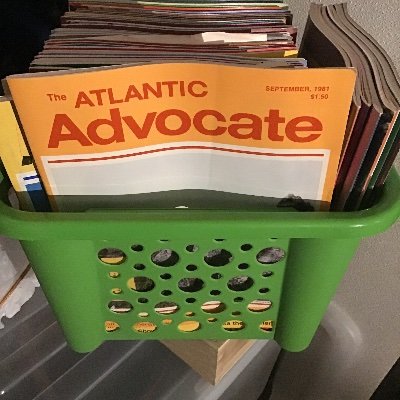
[161,339,255,384]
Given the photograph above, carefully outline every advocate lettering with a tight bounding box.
[48,107,323,148]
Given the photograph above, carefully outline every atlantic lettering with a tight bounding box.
[74,80,208,108]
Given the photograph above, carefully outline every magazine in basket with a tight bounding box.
[0,97,50,211]
[4,62,355,211]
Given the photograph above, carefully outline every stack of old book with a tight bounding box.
[300,2,400,211]
[30,0,305,71]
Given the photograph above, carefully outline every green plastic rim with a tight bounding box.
[0,169,398,240]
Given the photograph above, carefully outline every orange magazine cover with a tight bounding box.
[5,62,355,211]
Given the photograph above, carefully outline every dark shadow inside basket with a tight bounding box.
[45,189,324,212]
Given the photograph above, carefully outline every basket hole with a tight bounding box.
[214,239,225,242]
[133,263,145,270]
[105,321,120,332]
[178,321,200,332]
[186,264,197,272]
[186,244,198,253]
[155,301,179,315]
[98,248,126,265]
[131,244,144,252]
[151,249,179,267]
[201,301,226,313]
[111,288,122,295]
[163,319,173,325]
[234,297,244,302]
[108,272,120,278]
[186,298,196,303]
[227,276,254,291]
[256,247,285,264]
[211,273,222,279]
[232,311,241,316]
[204,249,232,267]
[208,318,217,323]
[108,300,133,314]
[185,311,195,317]
[162,290,172,296]
[178,278,204,292]
[259,288,270,294]
[127,277,155,292]
[160,273,172,280]
[248,300,272,312]
[262,271,273,277]
[138,298,148,304]
[241,244,252,251]
[210,290,221,296]
[133,321,157,333]
[223,320,245,331]
[238,263,249,270]
[138,312,149,318]
[260,320,273,332]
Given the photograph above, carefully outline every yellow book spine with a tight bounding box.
[0,98,49,211]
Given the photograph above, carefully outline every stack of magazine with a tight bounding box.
[2,1,398,213]
[30,0,301,71]
[300,3,400,210]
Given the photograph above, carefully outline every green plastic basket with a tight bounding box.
[0,168,399,353]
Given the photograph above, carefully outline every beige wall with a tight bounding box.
[273,1,400,399]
